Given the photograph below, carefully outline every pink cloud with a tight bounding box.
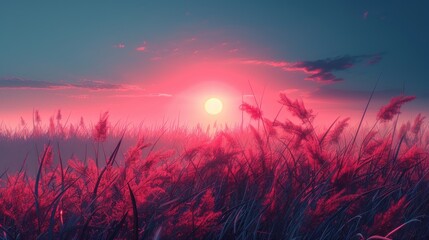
[131,33,245,61]
[112,93,172,98]
[67,94,89,99]
[136,41,147,52]
[238,59,291,68]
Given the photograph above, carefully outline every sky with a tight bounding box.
[1,1,428,128]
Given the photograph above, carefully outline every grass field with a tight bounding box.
[0,93,428,239]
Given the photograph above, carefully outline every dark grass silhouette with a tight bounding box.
[1,93,429,239]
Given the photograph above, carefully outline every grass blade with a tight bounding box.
[34,141,50,234]
[385,219,421,238]
[128,183,139,240]
[351,74,381,149]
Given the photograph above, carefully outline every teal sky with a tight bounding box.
[0,1,428,125]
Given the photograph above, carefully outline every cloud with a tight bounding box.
[239,54,383,83]
[114,43,125,48]
[239,59,290,68]
[0,78,66,89]
[67,94,89,99]
[0,78,128,90]
[136,41,147,52]
[310,87,403,101]
[112,93,173,98]
[288,55,366,82]
[73,80,126,90]
[147,93,172,97]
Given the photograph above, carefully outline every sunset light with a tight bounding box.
[1,1,428,239]
[204,97,223,115]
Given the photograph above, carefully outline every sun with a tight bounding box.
[204,97,223,115]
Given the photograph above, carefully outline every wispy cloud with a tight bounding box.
[0,78,66,89]
[136,41,147,52]
[239,59,291,68]
[66,94,90,99]
[134,33,243,61]
[310,87,403,100]
[0,78,129,90]
[74,80,127,90]
[146,93,172,97]
[114,43,125,48]
[238,54,383,83]
[112,93,173,98]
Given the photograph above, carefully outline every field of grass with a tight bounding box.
[1,93,428,239]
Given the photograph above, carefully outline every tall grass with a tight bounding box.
[0,93,428,239]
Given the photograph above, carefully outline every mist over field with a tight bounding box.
[1,92,429,239]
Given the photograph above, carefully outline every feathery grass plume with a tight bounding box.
[93,112,109,142]
[328,117,350,143]
[411,113,425,134]
[371,137,391,165]
[278,92,314,122]
[263,118,277,136]
[279,119,313,147]
[79,116,85,128]
[68,124,75,137]
[56,110,62,123]
[56,109,64,136]
[41,144,54,168]
[307,190,359,227]
[306,140,328,166]
[48,117,56,136]
[377,95,416,121]
[33,110,42,136]
[124,138,150,166]
[20,117,26,126]
[173,189,221,238]
[361,130,378,151]
[249,124,263,147]
[398,145,425,168]
[332,165,355,191]
[35,110,41,124]
[239,102,262,120]
[398,121,410,139]
[67,157,87,176]
[371,197,407,235]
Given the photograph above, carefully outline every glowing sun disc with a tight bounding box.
[205,98,223,115]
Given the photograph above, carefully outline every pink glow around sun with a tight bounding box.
[1,34,421,129]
